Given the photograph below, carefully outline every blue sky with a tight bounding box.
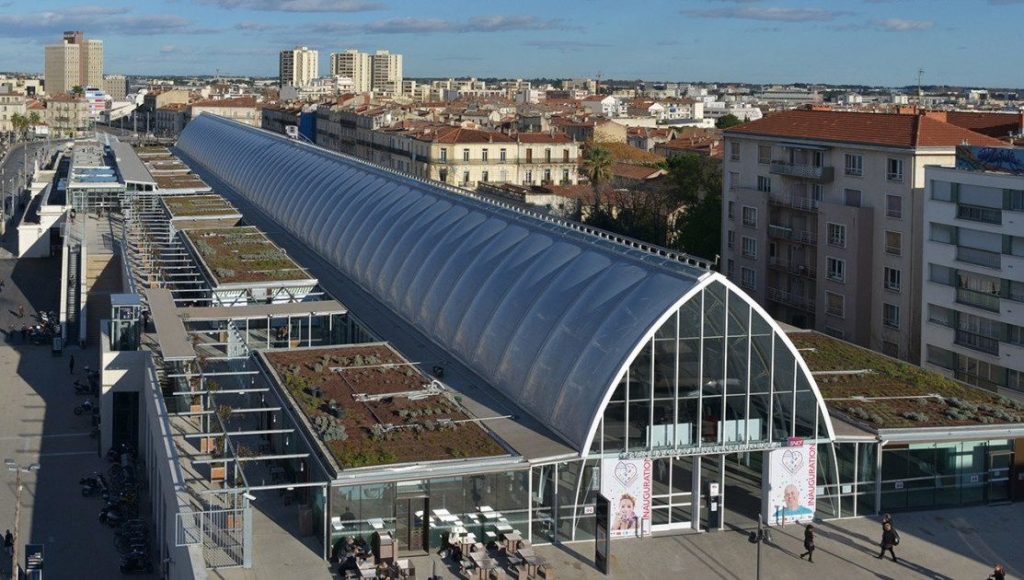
[1,0,1022,87]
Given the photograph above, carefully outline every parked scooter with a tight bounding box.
[74,399,94,415]
[120,551,154,574]
[73,379,93,395]
[80,473,108,497]
[100,503,127,526]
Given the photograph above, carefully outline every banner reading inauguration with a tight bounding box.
[765,442,817,525]
[601,458,652,538]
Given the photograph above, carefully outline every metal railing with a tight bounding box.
[769,161,834,182]
[954,329,1000,356]
[956,203,1001,225]
[956,246,1001,269]
[956,287,1001,312]
[767,257,817,279]
[768,224,817,245]
[768,193,819,212]
[767,287,816,313]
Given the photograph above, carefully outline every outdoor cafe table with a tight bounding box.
[517,548,547,578]
[502,531,522,553]
[470,551,498,580]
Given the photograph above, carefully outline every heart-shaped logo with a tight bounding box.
[782,450,803,474]
[614,462,639,487]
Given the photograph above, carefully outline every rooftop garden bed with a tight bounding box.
[183,226,310,285]
[163,194,238,218]
[790,332,1024,429]
[135,146,171,156]
[155,174,209,189]
[265,345,506,469]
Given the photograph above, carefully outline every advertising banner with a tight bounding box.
[765,442,817,525]
[600,458,652,538]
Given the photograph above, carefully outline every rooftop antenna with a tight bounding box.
[595,70,602,94]
[916,67,924,99]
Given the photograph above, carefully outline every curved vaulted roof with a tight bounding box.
[176,114,833,454]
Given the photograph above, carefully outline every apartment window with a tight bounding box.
[844,153,863,177]
[439,169,449,182]
[562,169,570,183]
[727,231,735,249]
[812,184,824,204]
[931,222,956,244]
[500,170,508,182]
[545,148,552,163]
[525,170,533,184]
[563,149,570,163]
[481,171,489,182]
[729,171,740,191]
[462,171,470,185]
[742,206,757,227]
[481,148,489,162]
[463,148,470,162]
[727,259,735,277]
[440,147,448,161]
[500,148,507,161]
[757,145,771,164]
[543,169,551,183]
[882,341,899,358]
[826,291,845,318]
[844,188,862,207]
[742,236,757,258]
[730,141,740,161]
[741,267,756,289]
[824,326,845,339]
[883,303,900,328]
[827,223,846,247]
[727,201,735,220]
[884,267,902,292]
[885,231,902,255]
[526,148,533,162]
[1007,189,1024,211]
[826,257,846,282]
[886,194,903,219]
[757,176,772,193]
[929,304,956,327]
[887,158,904,182]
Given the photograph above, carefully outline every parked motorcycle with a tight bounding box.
[74,399,94,415]
[80,473,108,497]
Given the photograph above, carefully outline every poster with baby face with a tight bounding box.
[766,443,817,525]
[601,458,651,538]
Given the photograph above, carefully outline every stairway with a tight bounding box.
[65,246,81,343]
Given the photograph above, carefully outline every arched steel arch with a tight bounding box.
[176,114,834,457]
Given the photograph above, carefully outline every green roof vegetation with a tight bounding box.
[163,194,239,218]
[184,226,310,285]
[790,332,1024,429]
[265,345,506,469]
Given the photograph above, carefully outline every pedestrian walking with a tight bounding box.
[877,521,899,562]
[989,564,1006,580]
[69,354,75,374]
[3,529,12,556]
[799,524,815,563]
[17,304,24,318]
[20,325,27,342]
[881,513,893,528]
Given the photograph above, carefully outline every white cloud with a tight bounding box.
[874,17,934,30]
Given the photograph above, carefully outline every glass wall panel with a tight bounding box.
[531,465,556,543]
[628,342,652,450]
[771,336,795,441]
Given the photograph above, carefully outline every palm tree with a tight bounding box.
[583,144,613,188]
[9,113,27,141]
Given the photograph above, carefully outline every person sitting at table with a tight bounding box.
[449,543,465,572]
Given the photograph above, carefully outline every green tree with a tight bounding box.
[715,113,743,129]
[10,113,28,140]
[663,153,703,205]
[582,143,613,188]
[670,194,721,262]
[71,85,85,97]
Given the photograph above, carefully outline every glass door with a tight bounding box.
[650,457,693,532]
[395,497,428,555]
[987,452,1012,503]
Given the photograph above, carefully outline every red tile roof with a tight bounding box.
[516,132,572,144]
[725,109,1005,148]
[191,97,258,108]
[410,125,515,144]
[612,163,666,180]
[944,111,1024,139]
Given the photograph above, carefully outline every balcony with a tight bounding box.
[767,287,816,313]
[768,193,819,213]
[768,224,817,245]
[956,246,1001,269]
[769,161,834,183]
[956,287,1001,312]
[956,203,1001,225]
[767,257,817,279]
[954,329,1001,356]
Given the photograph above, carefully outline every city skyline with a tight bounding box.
[0,0,1021,87]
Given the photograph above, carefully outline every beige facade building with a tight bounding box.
[279,46,318,89]
[143,89,190,114]
[0,92,27,133]
[330,50,371,93]
[190,97,260,127]
[45,94,90,137]
[370,50,402,95]
[43,31,102,95]
[721,109,1004,364]
[103,74,128,101]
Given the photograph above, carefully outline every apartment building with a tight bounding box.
[279,46,318,89]
[922,147,1024,394]
[330,50,371,93]
[190,97,260,127]
[103,74,128,101]
[43,31,102,95]
[45,94,90,137]
[370,50,402,95]
[0,92,26,133]
[721,109,1003,363]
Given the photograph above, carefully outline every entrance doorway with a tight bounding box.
[700,453,764,531]
[987,452,1012,503]
[395,497,428,555]
[112,391,139,451]
[650,457,694,532]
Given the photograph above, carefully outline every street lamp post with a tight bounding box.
[747,513,772,580]
[5,459,39,580]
